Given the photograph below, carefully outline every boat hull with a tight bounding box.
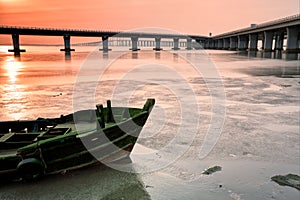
[0,99,155,181]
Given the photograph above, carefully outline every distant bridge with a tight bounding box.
[0,26,207,55]
[0,14,299,56]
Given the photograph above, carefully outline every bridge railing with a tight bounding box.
[0,25,207,39]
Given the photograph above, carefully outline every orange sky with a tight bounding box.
[0,0,299,44]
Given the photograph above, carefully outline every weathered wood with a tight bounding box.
[0,99,155,181]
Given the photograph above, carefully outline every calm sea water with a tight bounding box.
[0,46,299,199]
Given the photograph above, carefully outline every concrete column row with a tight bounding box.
[7,26,299,56]
[211,26,299,53]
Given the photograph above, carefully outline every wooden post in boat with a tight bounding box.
[96,104,105,128]
[106,100,115,123]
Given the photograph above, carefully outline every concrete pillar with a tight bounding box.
[274,33,284,51]
[263,31,274,52]
[261,38,265,50]
[286,26,300,53]
[8,34,26,56]
[172,38,180,50]
[223,38,230,50]
[248,34,258,51]
[130,36,140,51]
[186,38,192,50]
[229,37,238,50]
[217,39,223,49]
[210,40,216,49]
[238,35,248,51]
[60,35,75,52]
[208,40,212,49]
[153,37,162,51]
[99,35,111,52]
[204,40,209,49]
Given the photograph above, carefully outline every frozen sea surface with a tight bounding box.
[0,47,299,199]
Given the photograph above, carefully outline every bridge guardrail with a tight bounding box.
[0,25,207,39]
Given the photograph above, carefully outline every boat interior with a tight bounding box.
[0,101,146,150]
[0,98,155,151]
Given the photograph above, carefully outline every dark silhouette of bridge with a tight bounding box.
[0,26,207,55]
[0,14,299,56]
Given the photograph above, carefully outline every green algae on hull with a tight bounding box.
[202,166,222,175]
[271,174,300,190]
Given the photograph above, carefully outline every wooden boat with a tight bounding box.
[0,99,155,181]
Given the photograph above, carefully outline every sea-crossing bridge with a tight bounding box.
[0,14,299,56]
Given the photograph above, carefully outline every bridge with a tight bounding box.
[208,14,300,53]
[0,26,207,56]
[0,14,299,56]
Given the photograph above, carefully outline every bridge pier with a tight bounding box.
[223,38,230,50]
[286,26,300,53]
[8,34,26,56]
[203,40,208,49]
[229,37,238,50]
[130,36,140,51]
[60,35,75,52]
[99,35,111,52]
[274,32,284,51]
[217,39,223,49]
[153,37,162,51]
[248,34,258,51]
[263,31,274,52]
[172,38,180,50]
[210,40,217,49]
[238,35,248,51]
[186,38,192,50]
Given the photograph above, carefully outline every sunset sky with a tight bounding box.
[0,0,299,44]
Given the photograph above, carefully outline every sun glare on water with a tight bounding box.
[5,57,23,83]
[2,57,26,120]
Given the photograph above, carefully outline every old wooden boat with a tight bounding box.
[0,99,155,181]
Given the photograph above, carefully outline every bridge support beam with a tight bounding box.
[229,37,238,50]
[238,35,248,51]
[274,32,284,51]
[210,40,216,49]
[153,37,162,51]
[263,31,274,52]
[99,35,111,52]
[172,38,180,50]
[286,27,300,53]
[248,34,258,51]
[8,34,26,56]
[60,35,75,52]
[261,38,265,50]
[204,40,209,49]
[217,39,223,49]
[130,37,140,51]
[223,38,230,50]
[186,38,192,50]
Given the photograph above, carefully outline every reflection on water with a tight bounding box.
[64,51,71,60]
[1,57,27,119]
[132,52,138,59]
[237,50,300,60]
[4,57,23,83]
